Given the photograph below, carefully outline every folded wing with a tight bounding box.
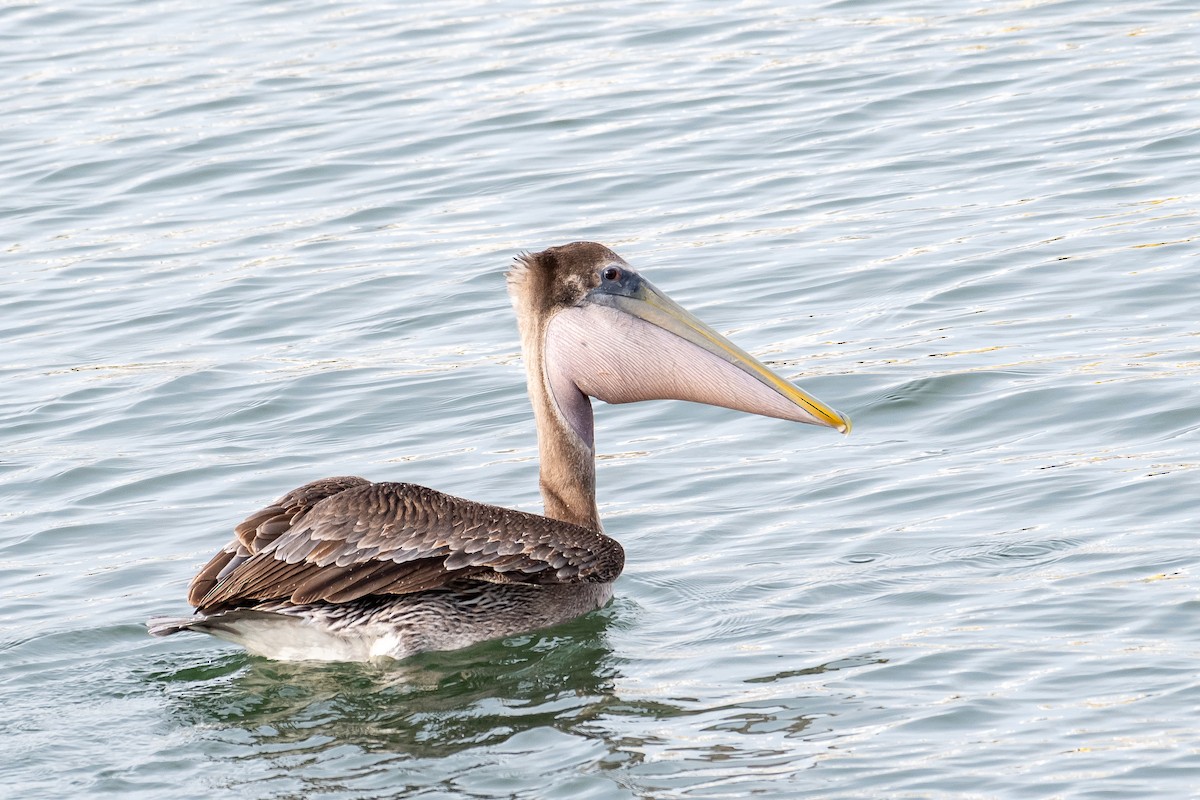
[189,479,624,612]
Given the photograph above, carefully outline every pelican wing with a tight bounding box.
[190,480,624,612]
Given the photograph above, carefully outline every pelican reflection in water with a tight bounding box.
[149,242,850,661]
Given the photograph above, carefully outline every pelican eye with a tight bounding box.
[602,266,622,282]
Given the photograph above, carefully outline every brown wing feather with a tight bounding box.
[192,481,624,612]
[187,476,370,606]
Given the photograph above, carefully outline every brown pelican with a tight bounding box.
[149,242,850,661]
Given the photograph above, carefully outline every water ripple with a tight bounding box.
[3,0,1199,797]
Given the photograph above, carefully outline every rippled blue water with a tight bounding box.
[3,0,1198,797]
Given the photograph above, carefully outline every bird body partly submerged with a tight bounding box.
[150,242,849,662]
[151,572,614,662]
[150,481,620,660]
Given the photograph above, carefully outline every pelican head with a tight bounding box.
[508,242,849,454]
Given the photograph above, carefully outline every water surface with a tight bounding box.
[2,1,1198,797]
